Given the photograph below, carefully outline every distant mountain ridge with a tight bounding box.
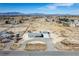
[0,12,25,16]
[0,12,79,16]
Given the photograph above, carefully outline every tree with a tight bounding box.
[19,20,22,23]
[5,20,10,24]
[59,18,69,22]
[71,19,74,22]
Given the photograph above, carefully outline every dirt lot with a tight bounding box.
[0,19,79,51]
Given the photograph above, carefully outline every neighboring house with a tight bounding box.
[28,32,50,38]
[58,16,79,27]
[74,20,79,27]
[69,19,79,27]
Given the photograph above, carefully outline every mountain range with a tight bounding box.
[0,12,79,16]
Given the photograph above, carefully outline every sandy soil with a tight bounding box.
[0,19,79,51]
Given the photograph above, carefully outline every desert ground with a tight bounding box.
[0,17,79,51]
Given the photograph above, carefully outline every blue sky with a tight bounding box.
[0,3,79,15]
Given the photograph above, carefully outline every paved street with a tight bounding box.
[1,51,79,56]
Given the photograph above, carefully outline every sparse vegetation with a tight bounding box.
[0,15,79,51]
[63,22,70,27]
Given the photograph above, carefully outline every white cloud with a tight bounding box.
[68,9,79,15]
[38,4,57,11]
[38,3,74,11]
[47,5,57,10]
[37,3,74,14]
[54,3,74,7]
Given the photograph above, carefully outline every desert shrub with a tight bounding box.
[59,18,69,22]
[5,20,10,24]
[63,22,70,27]
[19,20,22,23]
